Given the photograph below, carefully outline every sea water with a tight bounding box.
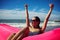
[0,19,60,31]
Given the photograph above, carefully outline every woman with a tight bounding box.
[8,4,54,40]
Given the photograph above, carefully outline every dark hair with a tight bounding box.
[34,16,40,22]
[34,16,40,28]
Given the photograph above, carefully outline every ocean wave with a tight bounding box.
[0,22,60,28]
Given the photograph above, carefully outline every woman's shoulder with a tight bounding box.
[39,27,44,34]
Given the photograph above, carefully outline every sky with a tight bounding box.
[0,0,60,21]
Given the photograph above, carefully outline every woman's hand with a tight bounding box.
[49,4,54,9]
[25,4,28,8]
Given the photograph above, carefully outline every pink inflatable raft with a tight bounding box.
[0,24,60,40]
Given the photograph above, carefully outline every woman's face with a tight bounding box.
[31,17,40,27]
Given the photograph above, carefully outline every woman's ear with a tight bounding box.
[37,22,40,24]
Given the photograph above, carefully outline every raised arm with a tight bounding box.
[10,4,30,40]
[25,4,30,27]
[41,4,54,32]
